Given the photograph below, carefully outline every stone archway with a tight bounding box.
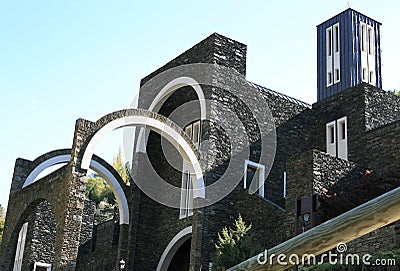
[156,226,192,271]
[22,149,130,225]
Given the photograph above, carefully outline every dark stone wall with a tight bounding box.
[364,120,400,174]
[312,84,367,164]
[76,220,119,271]
[364,86,400,131]
[312,150,364,195]
[140,33,247,88]
[346,223,399,255]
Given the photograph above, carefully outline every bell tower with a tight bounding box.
[317,8,382,101]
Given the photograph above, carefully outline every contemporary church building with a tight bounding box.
[1,8,399,271]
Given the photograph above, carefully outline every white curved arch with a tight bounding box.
[81,115,205,199]
[149,77,206,120]
[23,154,130,225]
[156,226,192,271]
[136,76,206,153]
[24,154,71,188]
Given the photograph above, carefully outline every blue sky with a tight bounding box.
[0,1,399,209]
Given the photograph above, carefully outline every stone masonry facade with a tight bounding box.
[0,31,399,271]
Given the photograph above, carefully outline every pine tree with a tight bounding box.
[213,214,263,269]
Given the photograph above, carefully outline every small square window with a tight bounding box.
[328,72,333,85]
[340,122,346,140]
[334,69,340,82]
[362,68,367,82]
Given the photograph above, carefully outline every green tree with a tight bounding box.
[0,218,5,245]
[213,214,263,269]
[388,89,400,96]
[112,148,131,186]
[85,175,107,204]
[0,204,5,219]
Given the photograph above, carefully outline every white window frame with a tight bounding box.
[244,160,265,197]
[367,26,374,55]
[326,26,333,87]
[333,23,340,84]
[179,170,193,219]
[326,120,337,157]
[361,23,367,52]
[336,117,348,160]
[326,117,348,160]
[184,120,201,148]
[283,171,287,198]
[33,262,52,271]
[13,222,28,271]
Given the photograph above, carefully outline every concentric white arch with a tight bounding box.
[23,154,130,225]
[136,76,206,153]
[81,115,205,199]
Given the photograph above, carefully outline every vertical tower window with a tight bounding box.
[327,28,332,56]
[362,68,367,82]
[327,23,340,86]
[334,24,340,53]
[369,71,374,83]
[368,27,374,55]
[335,69,340,82]
[327,72,333,86]
[361,24,367,52]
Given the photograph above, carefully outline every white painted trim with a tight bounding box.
[23,154,130,225]
[13,222,28,271]
[283,171,287,198]
[149,77,206,120]
[23,155,71,188]
[326,120,337,157]
[336,116,348,160]
[33,262,52,271]
[243,160,265,197]
[81,115,205,199]
[156,226,192,271]
[136,77,206,154]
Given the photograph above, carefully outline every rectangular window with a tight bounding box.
[327,27,332,56]
[341,122,346,140]
[327,72,333,86]
[369,71,374,83]
[336,117,348,160]
[326,121,336,157]
[179,171,193,219]
[192,121,200,147]
[368,27,374,55]
[13,222,28,271]
[361,24,367,52]
[330,126,335,143]
[333,24,340,53]
[244,160,265,197]
[362,68,367,82]
[33,262,52,271]
[334,69,340,83]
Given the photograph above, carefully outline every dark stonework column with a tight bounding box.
[52,169,86,271]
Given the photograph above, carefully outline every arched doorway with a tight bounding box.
[157,226,192,271]
[167,237,191,271]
